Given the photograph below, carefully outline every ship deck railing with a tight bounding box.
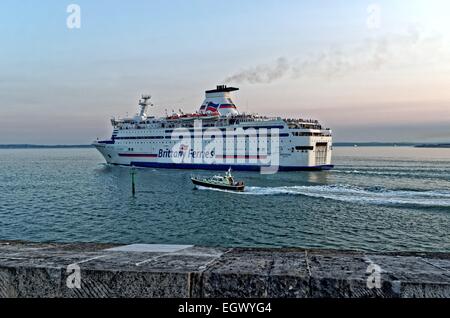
[112,115,328,131]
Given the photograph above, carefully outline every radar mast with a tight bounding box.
[138,94,153,118]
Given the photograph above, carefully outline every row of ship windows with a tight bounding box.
[121,144,316,154]
[126,147,273,152]
[119,142,314,152]
[115,132,329,138]
[292,132,330,137]
[164,126,286,133]
[114,134,289,140]
[119,126,286,134]
[118,141,280,146]
[123,147,313,154]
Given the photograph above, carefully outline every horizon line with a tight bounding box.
[1,142,450,149]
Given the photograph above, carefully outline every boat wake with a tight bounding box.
[333,168,450,180]
[196,184,450,207]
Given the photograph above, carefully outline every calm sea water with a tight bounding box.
[0,147,449,252]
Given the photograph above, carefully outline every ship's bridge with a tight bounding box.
[199,85,240,117]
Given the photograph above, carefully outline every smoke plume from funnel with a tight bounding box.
[224,57,290,84]
[224,26,447,85]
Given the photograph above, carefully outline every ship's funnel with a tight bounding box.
[199,85,239,116]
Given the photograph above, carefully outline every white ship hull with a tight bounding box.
[94,146,333,171]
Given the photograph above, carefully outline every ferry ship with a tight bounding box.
[93,85,333,171]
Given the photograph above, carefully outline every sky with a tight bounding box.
[0,0,449,144]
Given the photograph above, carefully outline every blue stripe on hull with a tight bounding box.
[124,161,334,171]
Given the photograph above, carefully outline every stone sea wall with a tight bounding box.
[0,241,449,298]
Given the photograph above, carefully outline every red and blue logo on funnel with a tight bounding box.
[206,102,220,112]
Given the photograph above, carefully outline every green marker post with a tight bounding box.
[131,168,136,197]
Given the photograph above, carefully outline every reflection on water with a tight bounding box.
[306,171,332,184]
